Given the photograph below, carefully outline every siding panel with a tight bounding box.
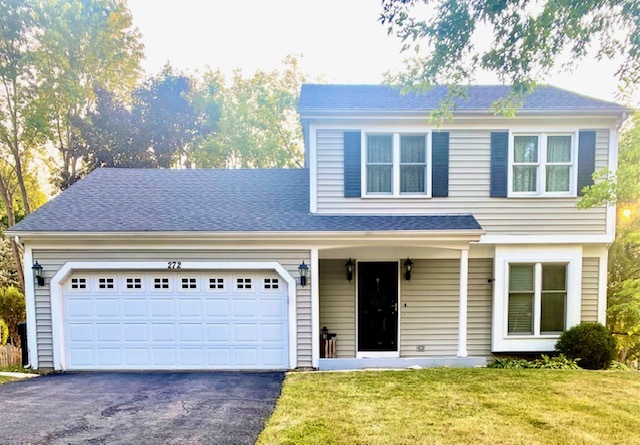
[581,257,599,322]
[400,260,459,357]
[468,259,493,357]
[32,249,311,369]
[316,129,609,233]
[318,259,356,357]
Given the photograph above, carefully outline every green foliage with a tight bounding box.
[556,323,617,370]
[580,112,640,208]
[35,0,144,189]
[0,286,25,345]
[193,55,306,168]
[487,354,580,370]
[609,361,632,371]
[380,0,639,115]
[0,319,8,346]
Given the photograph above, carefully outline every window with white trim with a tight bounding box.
[236,278,252,290]
[97,278,115,290]
[153,278,170,289]
[508,263,567,336]
[70,278,87,290]
[208,277,225,290]
[511,133,575,196]
[263,277,280,290]
[365,133,429,196]
[125,278,142,290]
[181,278,198,289]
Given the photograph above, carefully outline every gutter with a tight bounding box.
[7,229,485,242]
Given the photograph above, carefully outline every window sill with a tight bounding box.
[508,193,577,199]
[361,194,433,199]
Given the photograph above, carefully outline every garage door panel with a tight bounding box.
[123,299,147,317]
[124,324,147,341]
[63,272,289,370]
[179,323,203,341]
[205,300,229,317]
[96,324,120,342]
[178,299,202,317]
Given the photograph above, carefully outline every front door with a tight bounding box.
[358,262,398,352]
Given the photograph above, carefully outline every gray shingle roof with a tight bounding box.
[298,84,629,114]
[9,168,481,234]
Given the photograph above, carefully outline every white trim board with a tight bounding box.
[48,261,298,371]
[22,245,38,369]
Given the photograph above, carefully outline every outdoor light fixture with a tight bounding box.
[32,261,44,286]
[345,258,355,282]
[298,261,309,287]
[403,258,414,281]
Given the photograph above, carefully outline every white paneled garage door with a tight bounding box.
[61,271,289,370]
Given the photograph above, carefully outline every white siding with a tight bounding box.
[581,257,599,322]
[32,249,311,369]
[315,129,609,234]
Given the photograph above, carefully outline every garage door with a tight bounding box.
[61,271,289,370]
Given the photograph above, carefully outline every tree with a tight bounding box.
[0,285,25,345]
[579,113,640,363]
[194,55,305,168]
[133,65,219,168]
[35,0,144,189]
[380,0,640,112]
[74,66,220,174]
[73,88,155,170]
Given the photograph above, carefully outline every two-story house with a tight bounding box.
[7,84,629,371]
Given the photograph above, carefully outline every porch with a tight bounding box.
[311,243,494,370]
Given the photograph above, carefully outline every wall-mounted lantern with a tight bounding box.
[403,258,413,281]
[298,261,309,287]
[345,258,355,282]
[32,261,44,286]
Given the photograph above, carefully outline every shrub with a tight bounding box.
[487,354,580,370]
[0,286,26,345]
[555,322,617,370]
[609,361,632,371]
[0,319,8,345]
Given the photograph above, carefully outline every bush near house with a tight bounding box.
[555,322,617,370]
[0,286,26,345]
[487,354,580,370]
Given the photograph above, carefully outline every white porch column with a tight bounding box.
[458,249,469,358]
[311,248,320,368]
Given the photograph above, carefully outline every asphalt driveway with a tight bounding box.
[0,371,285,444]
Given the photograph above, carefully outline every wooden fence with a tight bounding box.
[0,344,22,367]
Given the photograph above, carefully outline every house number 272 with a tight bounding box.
[167,261,182,269]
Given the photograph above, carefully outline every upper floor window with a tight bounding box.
[511,133,575,197]
[365,133,429,196]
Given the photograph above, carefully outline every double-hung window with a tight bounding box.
[508,263,567,336]
[511,133,575,196]
[365,133,429,196]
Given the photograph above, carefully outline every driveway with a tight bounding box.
[0,371,285,444]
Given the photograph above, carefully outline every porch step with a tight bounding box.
[318,357,486,370]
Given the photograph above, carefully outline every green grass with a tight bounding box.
[257,369,640,445]
[0,375,16,385]
[0,364,37,373]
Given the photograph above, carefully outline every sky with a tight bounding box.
[126,0,627,104]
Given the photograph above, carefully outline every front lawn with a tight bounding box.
[257,369,640,445]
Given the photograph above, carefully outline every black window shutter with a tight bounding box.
[490,132,509,197]
[343,131,361,197]
[431,132,449,197]
[577,130,596,196]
